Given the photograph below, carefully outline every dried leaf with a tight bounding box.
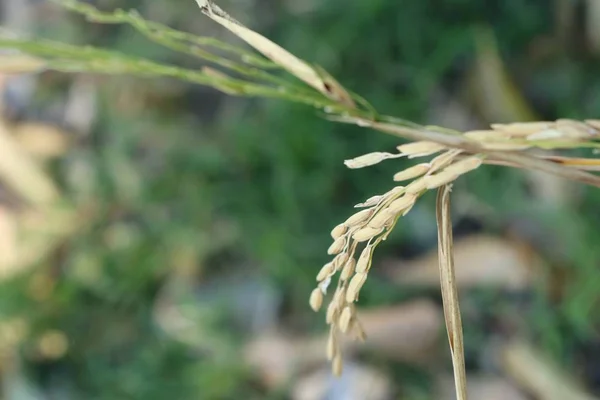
[197,1,354,106]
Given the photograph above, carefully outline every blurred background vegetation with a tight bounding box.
[1,0,600,398]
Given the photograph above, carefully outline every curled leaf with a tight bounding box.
[197,1,354,106]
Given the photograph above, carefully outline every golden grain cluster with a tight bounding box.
[310,141,485,375]
[309,119,600,375]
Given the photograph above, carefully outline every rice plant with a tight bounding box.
[2,1,599,398]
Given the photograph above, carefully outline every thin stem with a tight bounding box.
[436,185,468,400]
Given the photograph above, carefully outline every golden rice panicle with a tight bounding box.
[312,152,466,375]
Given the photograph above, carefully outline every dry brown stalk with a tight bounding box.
[436,184,467,400]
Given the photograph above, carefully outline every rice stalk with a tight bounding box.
[436,184,467,400]
[0,0,598,392]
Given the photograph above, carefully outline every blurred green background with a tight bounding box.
[1,0,600,398]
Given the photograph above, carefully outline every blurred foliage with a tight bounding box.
[1,0,600,398]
